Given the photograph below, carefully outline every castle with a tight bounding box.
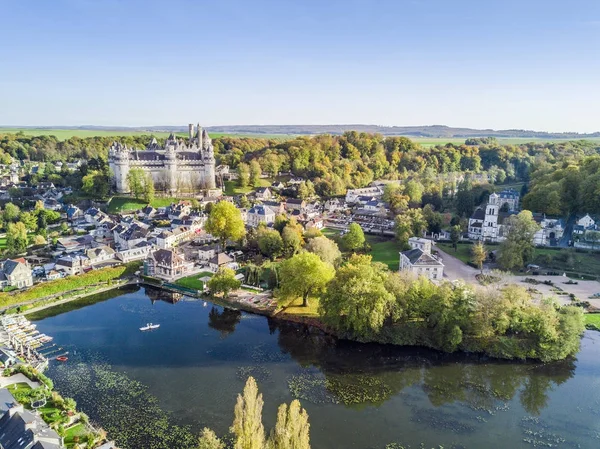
[108,123,216,194]
[468,189,520,242]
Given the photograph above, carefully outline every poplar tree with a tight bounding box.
[231,377,265,449]
[267,400,311,449]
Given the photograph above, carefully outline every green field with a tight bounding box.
[436,242,475,264]
[0,128,294,141]
[107,196,179,213]
[366,235,400,271]
[406,136,600,148]
[223,179,271,196]
[175,271,214,290]
[532,247,600,279]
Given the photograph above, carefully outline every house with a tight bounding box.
[0,259,33,289]
[533,216,564,246]
[65,204,83,221]
[43,198,62,211]
[285,198,306,212]
[156,226,199,249]
[493,189,520,212]
[56,235,96,253]
[363,200,382,211]
[0,388,65,449]
[167,201,192,220]
[271,181,285,190]
[55,255,89,276]
[198,244,220,261]
[144,249,194,280]
[573,214,597,235]
[247,205,276,228]
[345,186,383,204]
[325,198,345,212]
[45,269,62,281]
[0,348,18,367]
[85,245,117,265]
[114,223,149,250]
[116,241,153,263]
[140,205,158,219]
[305,218,324,230]
[254,187,272,200]
[399,238,444,281]
[208,252,234,271]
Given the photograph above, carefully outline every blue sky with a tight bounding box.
[1,0,599,131]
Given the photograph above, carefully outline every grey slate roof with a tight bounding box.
[401,248,443,267]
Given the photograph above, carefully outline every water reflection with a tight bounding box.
[269,319,576,415]
[208,307,242,338]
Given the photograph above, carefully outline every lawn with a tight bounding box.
[107,196,179,213]
[366,235,400,271]
[223,179,271,196]
[0,236,6,249]
[280,296,320,318]
[64,423,87,447]
[437,242,475,264]
[175,271,213,290]
[585,313,600,331]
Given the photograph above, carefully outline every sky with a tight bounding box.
[1,0,599,132]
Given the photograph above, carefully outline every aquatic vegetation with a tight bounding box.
[236,365,272,382]
[520,417,569,447]
[287,372,339,405]
[49,360,196,449]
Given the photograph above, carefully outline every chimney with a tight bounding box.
[188,124,194,140]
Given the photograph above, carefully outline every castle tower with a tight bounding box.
[108,142,130,193]
[201,128,216,189]
[165,142,178,195]
[188,123,194,140]
[197,123,203,149]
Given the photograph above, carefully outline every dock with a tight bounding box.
[0,316,58,372]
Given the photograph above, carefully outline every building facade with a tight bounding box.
[109,123,216,194]
[468,189,520,243]
[399,237,444,281]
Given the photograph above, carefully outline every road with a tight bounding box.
[559,214,576,247]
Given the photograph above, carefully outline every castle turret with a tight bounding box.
[165,141,178,195]
[201,129,216,189]
[188,123,194,140]
[108,142,130,193]
[197,123,203,149]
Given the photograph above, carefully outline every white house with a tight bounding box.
[198,244,220,261]
[345,186,383,204]
[116,241,153,263]
[468,190,519,243]
[0,259,33,289]
[399,238,444,281]
[533,216,564,246]
[247,205,276,228]
[85,245,117,265]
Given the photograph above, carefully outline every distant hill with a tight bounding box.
[4,124,600,139]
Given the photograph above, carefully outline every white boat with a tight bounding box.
[139,323,160,331]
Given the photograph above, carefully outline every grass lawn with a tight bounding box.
[7,382,32,398]
[321,227,341,238]
[585,313,600,331]
[64,423,87,446]
[175,271,213,290]
[107,196,179,213]
[280,296,320,318]
[223,179,271,196]
[366,235,400,271]
[437,242,474,264]
[0,236,6,249]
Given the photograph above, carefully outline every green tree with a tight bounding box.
[19,212,38,233]
[471,241,486,273]
[456,179,474,217]
[282,224,303,257]
[320,255,394,335]
[6,221,28,255]
[249,160,262,188]
[273,214,289,233]
[205,201,246,249]
[208,267,241,298]
[404,180,424,206]
[238,163,250,188]
[585,230,600,249]
[33,234,47,245]
[198,428,225,449]
[498,210,540,271]
[231,377,265,449]
[3,203,20,223]
[342,223,365,252]
[297,180,315,200]
[239,194,250,209]
[394,209,427,249]
[279,252,335,307]
[305,236,342,266]
[450,225,461,252]
[258,228,284,259]
[143,172,155,204]
[127,168,145,199]
[266,400,311,449]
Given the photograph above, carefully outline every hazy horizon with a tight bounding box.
[2,0,599,132]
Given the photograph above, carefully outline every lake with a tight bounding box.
[31,286,600,449]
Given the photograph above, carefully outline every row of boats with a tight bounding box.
[1,316,53,349]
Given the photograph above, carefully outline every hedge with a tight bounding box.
[0,261,141,308]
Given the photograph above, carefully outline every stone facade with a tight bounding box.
[109,123,216,194]
[399,238,444,281]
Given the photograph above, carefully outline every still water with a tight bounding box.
[31,286,600,449]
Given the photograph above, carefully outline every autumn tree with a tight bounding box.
[498,210,540,271]
[127,168,145,199]
[205,201,246,249]
[198,428,225,449]
[257,227,284,259]
[249,160,262,188]
[238,163,250,188]
[231,377,265,449]
[6,221,28,255]
[279,252,335,307]
[471,241,486,273]
[282,224,303,257]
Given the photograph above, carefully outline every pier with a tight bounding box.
[0,316,59,372]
